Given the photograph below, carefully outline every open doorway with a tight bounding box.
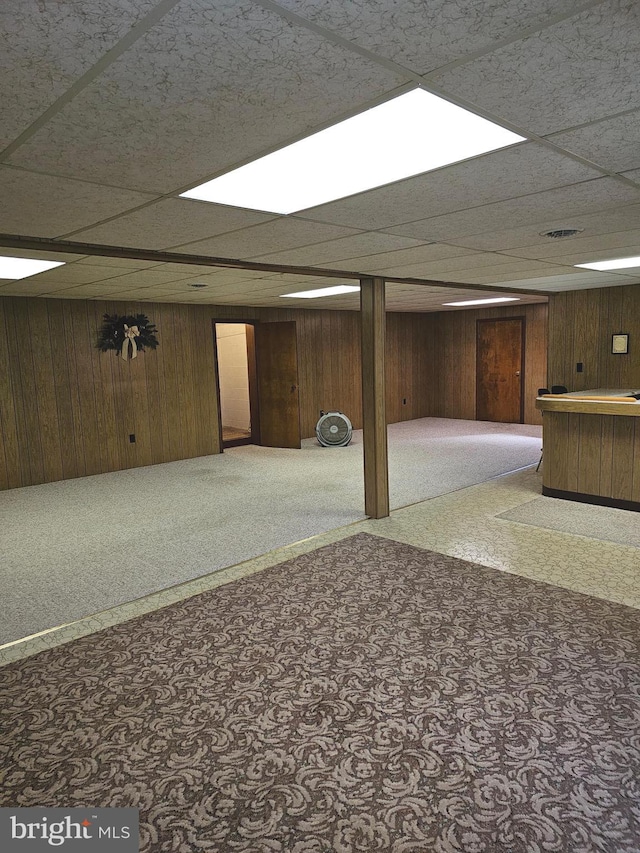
[215,323,257,447]
[213,319,302,450]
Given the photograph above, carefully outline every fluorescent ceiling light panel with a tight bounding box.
[443,297,520,306]
[181,89,525,214]
[281,285,360,299]
[0,256,65,279]
[575,255,640,271]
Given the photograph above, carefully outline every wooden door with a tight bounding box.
[476,318,524,423]
[255,321,301,448]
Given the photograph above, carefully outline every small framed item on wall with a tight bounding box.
[611,333,629,354]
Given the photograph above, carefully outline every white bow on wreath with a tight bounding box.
[121,324,140,361]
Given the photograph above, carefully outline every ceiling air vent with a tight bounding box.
[540,228,584,239]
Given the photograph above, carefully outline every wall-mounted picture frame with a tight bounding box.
[611,333,629,354]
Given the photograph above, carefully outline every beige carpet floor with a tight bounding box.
[1,533,638,852]
[0,418,541,644]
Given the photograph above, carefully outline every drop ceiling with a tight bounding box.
[1,0,639,311]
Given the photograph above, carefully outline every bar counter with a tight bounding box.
[536,389,640,511]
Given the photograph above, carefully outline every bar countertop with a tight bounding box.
[536,389,640,416]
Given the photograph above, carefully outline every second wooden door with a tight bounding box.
[476,318,524,423]
[255,321,301,448]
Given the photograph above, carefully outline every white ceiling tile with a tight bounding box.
[0,167,154,237]
[501,229,640,261]
[0,281,57,295]
[386,178,640,242]
[313,242,478,274]
[455,270,631,289]
[547,111,640,174]
[274,0,584,74]
[89,268,199,288]
[249,232,424,265]
[369,252,561,280]
[47,283,141,297]
[325,243,484,276]
[254,272,343,286]
[73,256,162,268]
[171,269,273,285]
[434,1,640,134]
[0,0,159,150]
[27,263,138,286]
[0,248,86,263]
[443,204,640,251]
[7,0,405,193]
[70,199,277,248]
[299,143,602,229]
[172,219,360,258]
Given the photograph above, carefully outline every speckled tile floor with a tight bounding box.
[2,462,638,667]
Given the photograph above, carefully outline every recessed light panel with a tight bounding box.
[281,285,360,299]
[575,255,640,271]
[443,297,520,307]
[181,89,525,214]
[0,256,65,279]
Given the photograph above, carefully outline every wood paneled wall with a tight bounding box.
[0,297,219,490]
[0,294,546,490]
[385,312,436,423]
[543,411,640,504]
[425,302,548,425]
[207,305,364,438]
[548,284,640,391]
[209,306,438,435]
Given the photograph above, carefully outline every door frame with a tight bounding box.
[212,319,260,451]
[475,316,526,424]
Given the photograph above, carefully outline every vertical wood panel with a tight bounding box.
[632,421,640,504]
[0,298,21,488]
[549,283,640,393]
[576,414,602,495]
[599,415,614,498]
[93,302,123,473]
[565,413,580,492]
[0,296,221,489]
[543,412,569,491]
[190,307,218,457]
[611,416,635,500]
[361,277,389,519]
[28,300,64,484]
[14,300,45,484]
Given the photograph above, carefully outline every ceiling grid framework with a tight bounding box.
[0,0,639,310]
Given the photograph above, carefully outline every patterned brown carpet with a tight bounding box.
[1,533,639,852]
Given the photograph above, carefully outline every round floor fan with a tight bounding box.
[316,411,353,447]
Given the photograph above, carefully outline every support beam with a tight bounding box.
[360,276,389,519]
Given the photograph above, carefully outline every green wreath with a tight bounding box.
[96,313,159,360]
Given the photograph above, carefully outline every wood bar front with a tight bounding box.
[536,394,640,511]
